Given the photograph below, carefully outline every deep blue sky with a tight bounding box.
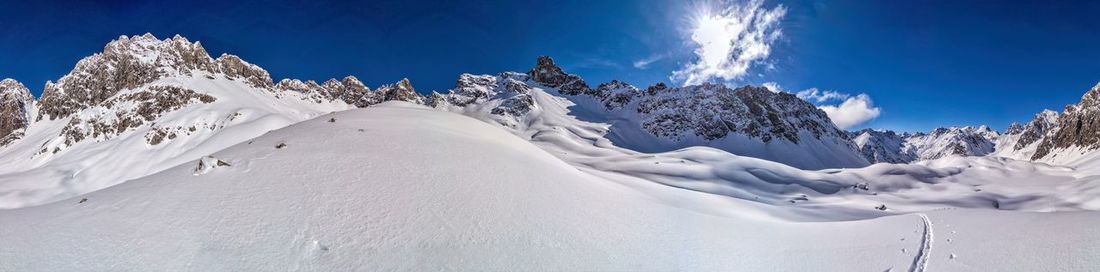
[1,0,1098,132]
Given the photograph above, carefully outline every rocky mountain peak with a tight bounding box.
[377,78,421,103]
[0,79,34,146]
[35,34,273,121]
[214,54,273,89]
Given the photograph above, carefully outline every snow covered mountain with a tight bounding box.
[851,126,998,163]
[0,34,435,208]
[428,56,869,169]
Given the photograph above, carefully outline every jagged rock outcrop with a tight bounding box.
[429,72,537,126]
[376,78,423,104]
[1032,83,1100,160]
[0,79,34,146]
[50,85,216,151]
[322,76,377,107]
[527,56,590,95]
[592,80,641,110]
[632,83,851,144]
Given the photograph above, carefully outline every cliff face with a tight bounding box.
[0,79,34,146]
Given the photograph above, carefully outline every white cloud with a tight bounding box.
[817,94,881,129]
[796,88,850,103]
[761,81,783,93]
[633,54,666,69]
[672,0,786,86]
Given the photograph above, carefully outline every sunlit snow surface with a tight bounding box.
[0,102,1097,271]
[1,77,1100,270]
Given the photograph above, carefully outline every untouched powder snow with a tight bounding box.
[1,104,1098,271]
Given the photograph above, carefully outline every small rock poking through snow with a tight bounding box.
[193,156,231,176]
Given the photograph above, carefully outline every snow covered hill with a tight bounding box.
[2,104,1098,271]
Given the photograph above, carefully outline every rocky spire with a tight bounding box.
[526,56,590,95]
[378,78,421,103]
[0,79,35,146]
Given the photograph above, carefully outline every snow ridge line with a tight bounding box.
[910,213,934,272]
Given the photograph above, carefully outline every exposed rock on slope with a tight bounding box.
[1032,83,1100,160]
[0,79,34,146]
[527,56,591,95]
[35,34,271,121]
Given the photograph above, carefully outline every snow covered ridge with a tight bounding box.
[0,34,870,173]
[852,126,998,164]
[425,56,870,169]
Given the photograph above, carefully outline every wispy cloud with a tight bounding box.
[573,57,622,69]
[795,88,850,103]
[632,54,666,69]
[671,0,787,86]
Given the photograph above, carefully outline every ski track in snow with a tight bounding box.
[910,213,934,272]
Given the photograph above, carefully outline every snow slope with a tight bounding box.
[0,75,349,208]
[1,104,1097,271]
